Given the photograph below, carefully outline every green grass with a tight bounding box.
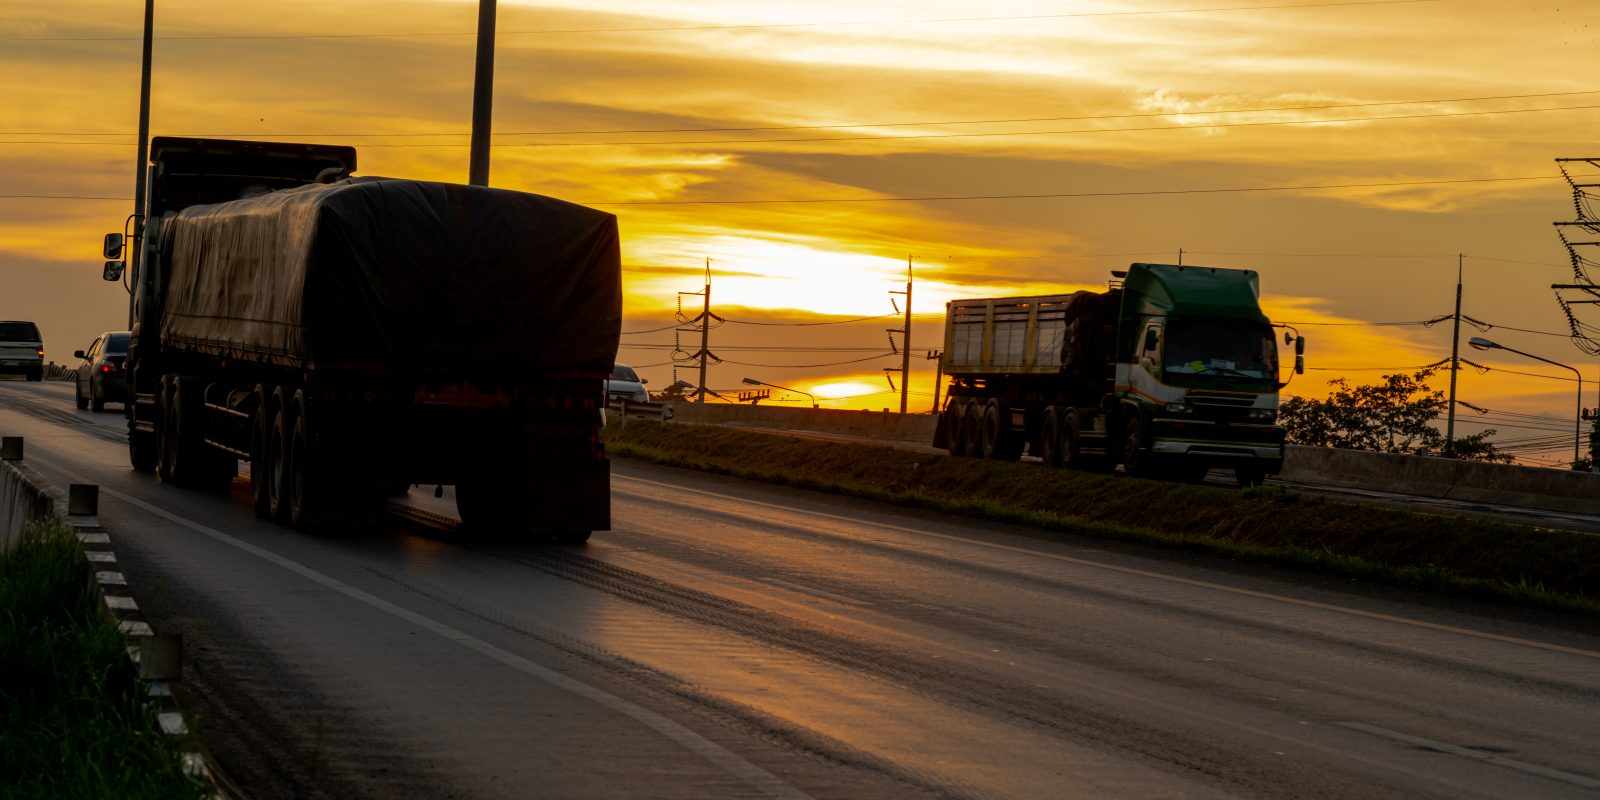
[0,519,206,800]
[605,422,1600,615]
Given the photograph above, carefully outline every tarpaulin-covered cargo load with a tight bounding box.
[158,176,621,376]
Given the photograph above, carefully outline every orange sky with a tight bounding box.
[4,0,1599,464]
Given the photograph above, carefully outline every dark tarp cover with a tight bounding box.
[158,177,621,377]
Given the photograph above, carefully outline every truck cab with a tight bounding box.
[1114,264,1296,483]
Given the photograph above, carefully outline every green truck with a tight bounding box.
[933,263,1303,484]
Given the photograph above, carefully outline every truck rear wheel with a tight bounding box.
[156,376,177,482]
[1040,407,1063,467]
[267,387,293,523]
[943,401,967,457]
[1059,409,1083,470]
[249,386,273,518]
[961,403,984,458]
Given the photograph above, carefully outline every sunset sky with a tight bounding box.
[4,0,1599,464]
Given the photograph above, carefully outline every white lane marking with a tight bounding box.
[760,578,872,607]
[31,456,811,800]
[616,474,1600,661]
[158,712,188,736]
[87,551,117,563]
[120,620,154,637]
[1336,721,1600,789]
[95,570,126,585]
[77,532,110,544]
[104,595,138,610]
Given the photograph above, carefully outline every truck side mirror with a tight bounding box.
[1294,355,1304,374]
[1295,336,1305,356]
[1142,329,1158,351]
[102,261,125,282]
[102,233,124,259]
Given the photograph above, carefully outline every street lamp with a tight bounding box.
[1468,337,1583,464]
[741,377,817,408]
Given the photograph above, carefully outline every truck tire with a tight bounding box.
[267,387,294,523]
[977,401,1002,459]
[1040,407,1063,468]
[287,389,336,531]
[75,378,89,410]
[961,403,984,458]
[156,376,177,482]
[1059,409,1083,470]
[1121,416,1151,477]
[943,401,967,457]
[249,385,273,518]
[455,468,520,535]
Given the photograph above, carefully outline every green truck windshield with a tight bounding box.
[1162,320,1277,383]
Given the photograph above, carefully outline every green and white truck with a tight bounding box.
[933,263,1303,484]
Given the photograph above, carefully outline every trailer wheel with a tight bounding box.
[287,389,333,531]
[1059,409,1083,470]
[156,376,177,482]
[249,385,273,518]
[943,401,967,457]
[267,387,294,523]
[1040,407,1063,468]
[961,403,984,458]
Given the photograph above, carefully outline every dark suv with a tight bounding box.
[0,321,45,381]
[74,331,131,411]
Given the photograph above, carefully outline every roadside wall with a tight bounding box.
[669,402,938,443]
[1,451,60,552]
[1279,444,1599,514]
[661,404,1595,513]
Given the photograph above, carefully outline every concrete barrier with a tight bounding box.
[656,407,1596,514]
[669,402,938,443]
[1280,444,1599,514]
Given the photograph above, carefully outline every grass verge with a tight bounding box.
[0,518,205,800]
[605,422,1600,615]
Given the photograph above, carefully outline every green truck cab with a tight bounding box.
[935,263,1303,484]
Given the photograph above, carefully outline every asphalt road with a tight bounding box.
[3,377,1598,799]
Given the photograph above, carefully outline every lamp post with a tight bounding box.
[1468,337,1583,464]
[741,377,817,408]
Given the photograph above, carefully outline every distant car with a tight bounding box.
[74,331,131,412]
[0,320,45,381]
[605,363,649,404]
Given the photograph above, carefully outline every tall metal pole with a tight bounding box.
[697,258,710,405]
[1445,253,1463,454]
[900,256,912,414]
[129,0,154,328]
[468,0,497,186]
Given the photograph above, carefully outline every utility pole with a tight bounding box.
[674,259,720,404]
[887,256,912,413]
[468,0,496,186]
[1445,254,1463,454]
[129,0,154,327]
[1178,247,1184,266]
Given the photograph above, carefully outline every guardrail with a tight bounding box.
[606,398,674,428]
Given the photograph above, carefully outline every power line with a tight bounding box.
[12,86,1589,140]
[1,175,1560,207]
[722,313,895,326]
[715,353,897,368]
[581,175,1559,206]
[0,1,1441,43]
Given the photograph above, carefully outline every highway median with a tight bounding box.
[604,422,1600,615]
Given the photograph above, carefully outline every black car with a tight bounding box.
[0,320,44,381]
[74,331,131,412]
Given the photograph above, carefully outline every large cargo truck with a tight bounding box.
[933,263,1303,485]
[102,137,619,540]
